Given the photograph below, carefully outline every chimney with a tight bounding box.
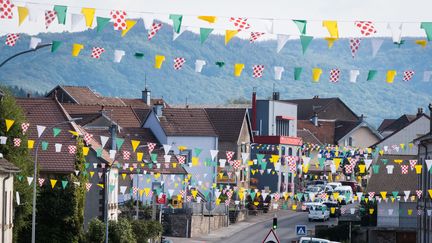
[311,112,319,127]
[429,103,432,134]
[153,100,164,117]
[272,92,280,101]
[252,88,257,131]
[417,107,424,117]
[313,95,319,99]
[142,88,151,106]
[110,124,117,150]
[359,114,364,122]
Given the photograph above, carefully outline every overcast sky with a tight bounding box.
[1,0,432,38]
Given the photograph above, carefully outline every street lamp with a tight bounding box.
[31,117,82,243]
[0,43,52,69]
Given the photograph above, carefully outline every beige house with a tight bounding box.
[0,154,20,243]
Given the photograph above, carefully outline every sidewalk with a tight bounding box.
[166,210,296,243]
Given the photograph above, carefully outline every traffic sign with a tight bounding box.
[262,229,280,243]
[296,225,307,236]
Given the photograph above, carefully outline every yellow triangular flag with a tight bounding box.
[18,6,29,26]
[391,197,395,202]
[312,68,322,82]
[131,140,140,152]
[137,189,144,197]
[271,155,280,163]
[324,37,337,48]
[386,70,397,83]
[177,194,182,201]
[333,158,342,169]
[394,159,403,164]
[322,20,339,38]
[302,164,309,173]
[129,167,134,172]
[97,183,104,188]
[198,16,217,23]
[364,197,369,203]
[144,188,151,196]
[225,30,238,45]
[28,140,34,149]
[192,157,199,166]
[380,191,387,200]
[81,8,96,28]
[174,183,179,188]
[122,20,137,37]
[121,173,126,180]
[71,44,84,57]
[5,119,14,132]
[137,152,143,162]
[178,145,187,151]
[400,144,405,150]
[191,189,198,199]
[172,163,177,168]
[82,146,89,156]
[415,40,427,48]
[408,209,413,215]
[428,189,432,198]
[154,173,161,179]
[89,171,95,178]
[216,198,221,205]
[50,179,57,189]
[218,172,224,179]
[369,208,374,214]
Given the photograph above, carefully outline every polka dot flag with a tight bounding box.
[110,10,127,30]
[403,70,415,81]
[91,47,106,59]
[5,33,19,46]
[173,57,186,70]
[0,0,14,19]
[229,17,250,32]
[329,69,340,82]
[148,23,163,40]
[355,21,377,36]
[250,32,265,43]
[252,65,265,78]
[45,10,57,29]
[349,38,362,58]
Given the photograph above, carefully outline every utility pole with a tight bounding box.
[0,43,52,69]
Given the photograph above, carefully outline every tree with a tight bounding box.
[85,218,105,243]
[0,87,34,242]
[108,218,136,243]
[131,220,162,243]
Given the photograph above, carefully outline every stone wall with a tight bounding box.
[190,215,228,237]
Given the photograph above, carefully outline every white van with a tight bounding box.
[333,186,353,205]
[308,204,330,221]
[299,237,341,243]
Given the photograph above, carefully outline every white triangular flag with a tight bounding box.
[71,14,85,31]
[241,153,249,164]
[74,170,80,176]
[164,155,171,163]
[168,189,174,197]
[162,144,171,155]
[387,23,403,44]
[210,150,218,161]
[426,160,432,171]
[423,71,432,82]
[55,143,62,152]
[29,37,41,49]
[388,209,394,215]
[113,50,125,63]
[274,66,284,80]
[27,3,42,22]
[109,150,116,159]
[356,192,363,202]
[120,186,127,194]
[371,39,384,58]
[215,189,221,199]
[142,14,155,30]
[27,177,33,185]
[349,70,360,83]
[0,136,7,144]
[302,156,311,166]
[404,190,410,202]
[261,190,269,200]
[195,60,206,73]
[100,136,109,148]
[276,34,290,53]
[196,196,202,203]
[364,159,373,170]
[350,208,355,214]
[16,192,20,205]
[428,209,432,216]
[36,125,46,137]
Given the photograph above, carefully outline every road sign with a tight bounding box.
[296,225,307,236]
[262,229,280,243]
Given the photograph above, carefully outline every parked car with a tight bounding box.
[303,199,326,212]
[305,186,322,198]
[323,201,340,217]
[333,186,353,205]
[308,204,330,221]
[299,237,341,243]
[327,182,342,190]
[307,180,327,186]
[340,181,362,192]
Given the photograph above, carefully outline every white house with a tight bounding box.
[0,154,20,243]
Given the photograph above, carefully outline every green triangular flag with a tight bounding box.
[84,163,90,169]
[367,70,377,81]
[421,22,432,41]
[115,138,124,150]
[17,175,23,181]
[150,153,157,162]
[381,159,388,165]
[109,185,115,192]
[116,163,121,169]
[41,141,49,151]
[200,28,213,44]
[53,127,61,137]
[53,5,67,25]
[372,164,380,174]
[215,61,225,68]
[194,148,202,157]
[96,148,103,157]
[259,161,267,170]
[250,191,256,201]
[256,153,265,162]
[296,192,303,201]
[169,14,183,33]
[392,191,398,198]
[293,20,307,34]
[318,158,326,168]
[96,17,111,32]
[300,35,313,54]
[61,180,68,189]
[82,171,88,176]
[134,53,144,59]
[51,41,62,53]
[203,191,210,200]
[294,67,303,80]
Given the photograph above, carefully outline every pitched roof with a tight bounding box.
[377,119,396,132]
[0,157,20,173]
[61,104,142,128]
[204,108,249,142]
[334,120,361,142]
[297,120,336,144]
[15,98,79,173]
[378,115,418,133]
[297,129,323,145]
[157,108,217,137]
[281,97,358,121]
[366,155,418,193]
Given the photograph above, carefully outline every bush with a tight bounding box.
[131,220,163,243]
[108,218,136,243]
[86,218,105,243]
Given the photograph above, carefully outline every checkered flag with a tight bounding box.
[401,165,409,174]
[403,70,415,81]
[344,164,353,174]
[252,65,265,78]
[186,195,192,202]
[38,178,45,187]
[85,183,92,191]
[349,38,362,58]
[250,32,265,43]
[368,192,375,200]
[5,33,19,46]
[226,151,235,161]
[416,190,422,199]
[355,21,377,36]
[176,155,185,164]
[173,57,186,70]
[148,22,163,40]
[0,0,14,19]
[180,190,186,198]
[132,187,138,195]
[329,69,340,83]
[273,193,280,201]
[83,133,93,145]
[123,150,131,160]
[232,160,241,169]
[91,47,105,59]
[68,145,77,154]
[13,138,21,147]
[110,10,127,30]
[21,123,30,134]
[45,10,57,29]
[409,159,417,170]
[229,17,250,32]
[147,142,156,154]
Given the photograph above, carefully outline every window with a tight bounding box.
[288,147,293,156]
[180,149,192,163]
[276,119,290,136]
[240,143,247,153]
